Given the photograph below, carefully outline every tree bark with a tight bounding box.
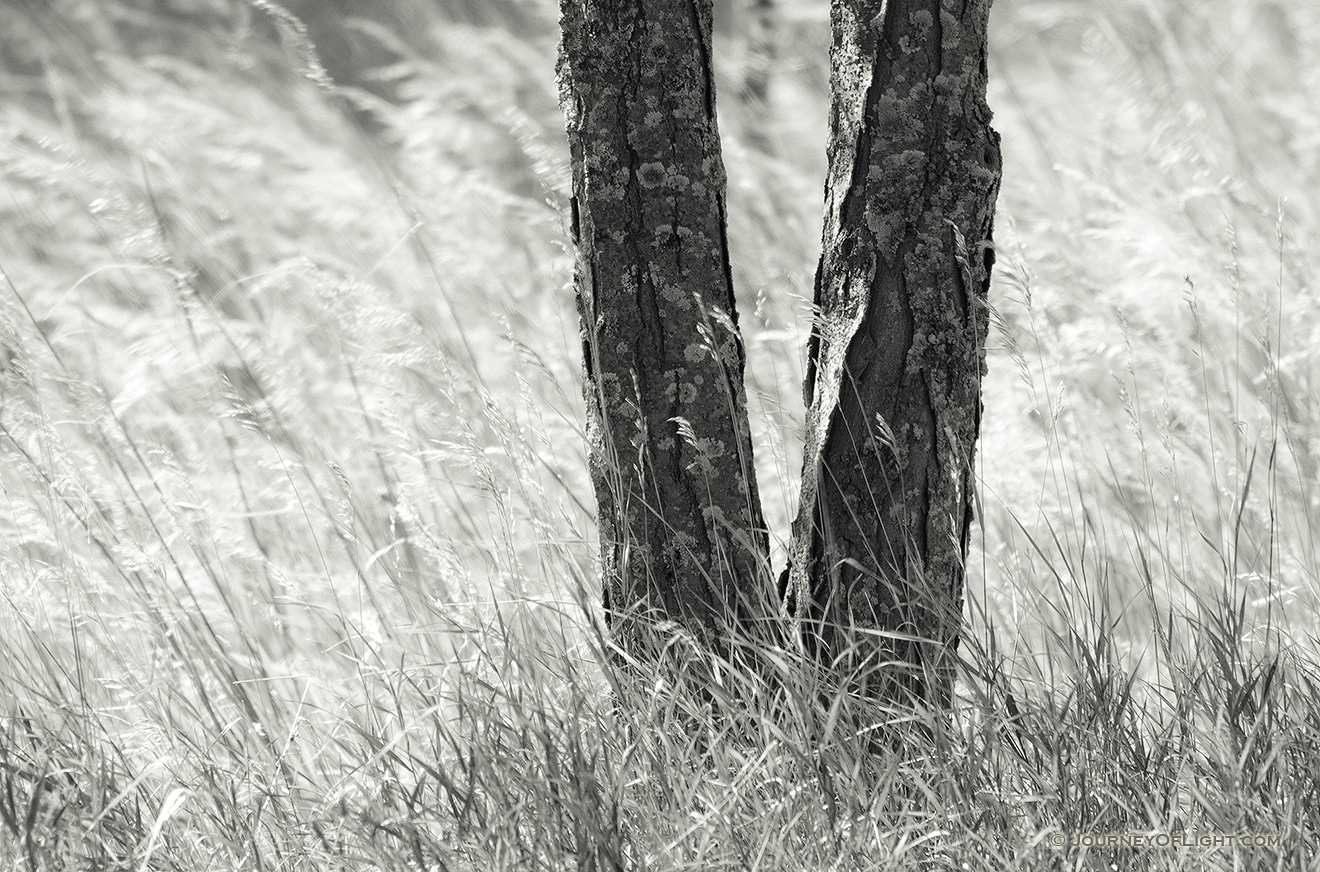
[557,0,772,650]
[783,0,1001,708]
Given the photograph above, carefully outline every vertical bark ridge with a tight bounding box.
[557,0,772,650]
[785,0,1001,707]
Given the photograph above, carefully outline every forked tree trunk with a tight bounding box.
[783,0,1001,708]
[557,0,772,649]
[557,0,1000,707]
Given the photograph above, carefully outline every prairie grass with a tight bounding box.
[0,0,1317,869]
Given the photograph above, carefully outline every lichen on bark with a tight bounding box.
[784,0,1002,707]
[557,0,772,650]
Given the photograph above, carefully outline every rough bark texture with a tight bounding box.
[784,0,1001,707]
[557,0,771,648]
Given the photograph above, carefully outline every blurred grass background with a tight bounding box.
[1,0,1318,868]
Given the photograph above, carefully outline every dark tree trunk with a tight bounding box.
[557,0,772,650]
[783,0,1001,708]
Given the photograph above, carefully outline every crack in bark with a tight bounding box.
[786,0,1000,708]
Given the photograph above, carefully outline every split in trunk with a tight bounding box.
[556,0,1001,712]
[783,0,1001,709]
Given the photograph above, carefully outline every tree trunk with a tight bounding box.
[557,0,772,650]
[783,0,1001,708]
